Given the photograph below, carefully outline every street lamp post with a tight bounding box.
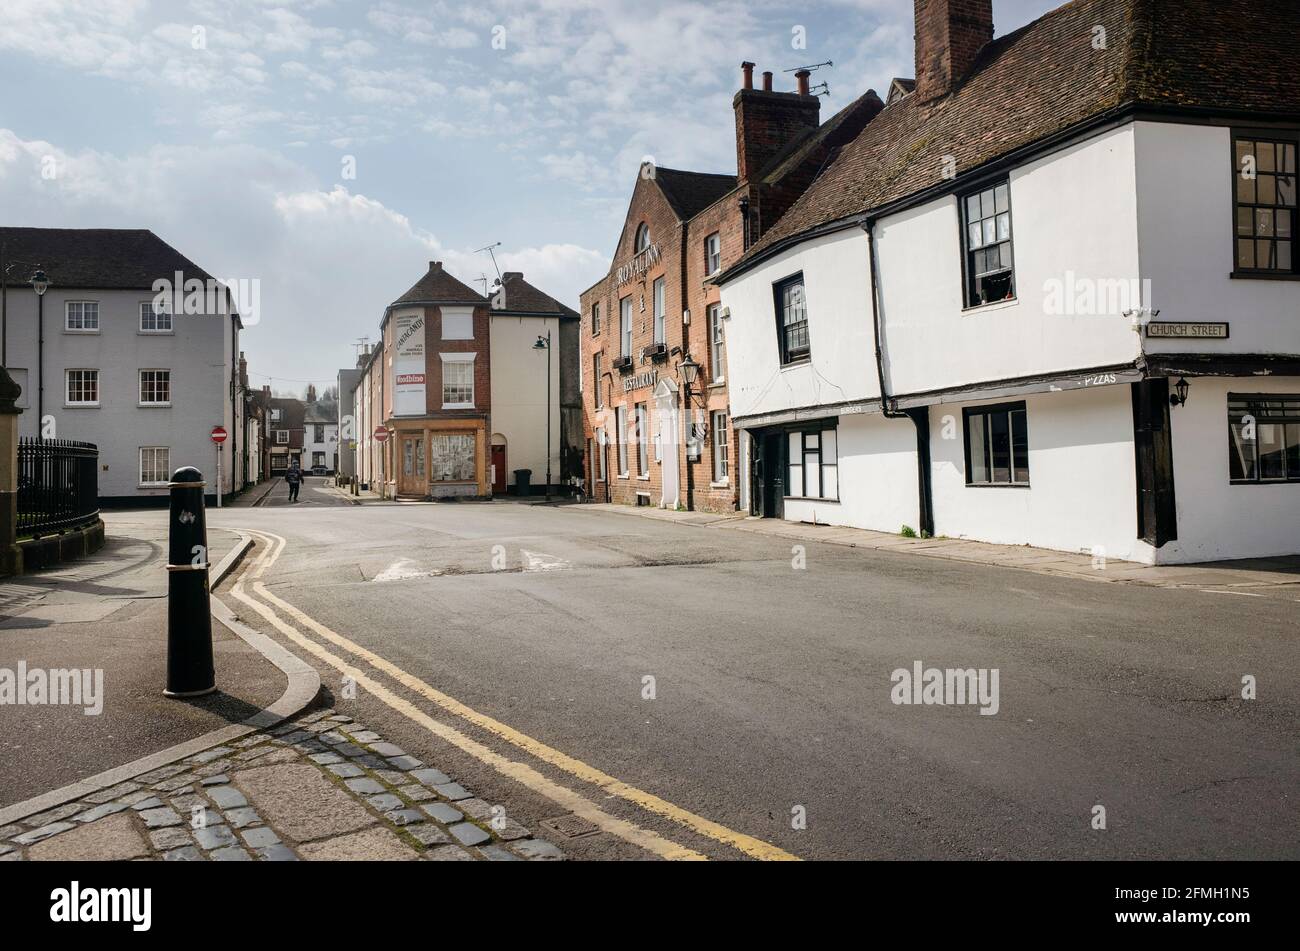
[31,270,49,438]
[678,354,701,512]
[532,331,553,499]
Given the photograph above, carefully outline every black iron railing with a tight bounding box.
[16,438,100,537]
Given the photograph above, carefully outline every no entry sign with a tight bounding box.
[374,426,389,443]
[210,425,228,444]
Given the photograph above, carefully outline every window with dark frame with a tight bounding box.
[592,353,603,408]
[964,402,1029,486]
[591,300,601,335]
[961,181,1015,306]
[774,273,809,365]
[1234,135,1297,273]
[785,426,838,500]
[1228,394,1300,483]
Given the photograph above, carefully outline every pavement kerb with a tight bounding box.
[579,502,1299,591]
[0,531,323,828]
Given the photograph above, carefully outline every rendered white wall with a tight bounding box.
[779,411,919,533]
[719,228,876,421]
[1134,121,1300,356]
[878,125,1144,396]
[490,315,561,487]
[929,385,1144,562]
[1155,376,1300,564]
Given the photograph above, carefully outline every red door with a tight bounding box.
[491,445,507,494]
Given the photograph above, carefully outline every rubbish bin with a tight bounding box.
[514,469,532,495]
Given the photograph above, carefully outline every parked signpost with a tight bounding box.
[211,425,227,508]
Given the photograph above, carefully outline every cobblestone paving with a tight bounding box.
[0,709,565,862]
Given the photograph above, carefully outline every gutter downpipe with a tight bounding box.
[865,219,934,539]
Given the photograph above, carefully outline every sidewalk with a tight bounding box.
[0,517,286,806]
[0,708,564,862]
[230,478,281,507]
[581,502,1300,591]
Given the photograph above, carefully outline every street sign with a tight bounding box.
[374,426,389,443]
[210,425,228,444]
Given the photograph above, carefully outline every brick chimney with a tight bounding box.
[914,0,993,103]
[734,62,821,183]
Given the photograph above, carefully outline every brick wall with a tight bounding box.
[421,303,492,420]
[580,175,742,515]
[914,0,993,102]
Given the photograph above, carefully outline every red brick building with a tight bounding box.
[580,63,882,513]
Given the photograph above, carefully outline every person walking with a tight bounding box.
[286,461,302,502]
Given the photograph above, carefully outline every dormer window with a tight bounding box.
[635,223,651,253]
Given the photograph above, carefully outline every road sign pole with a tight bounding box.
[216,444,222,509]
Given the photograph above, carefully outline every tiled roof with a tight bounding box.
[268,397,305,428]
[757,89,885,187]
[494,272,578,318]
[0,227,217,290]
[392,261,486,306]
[722,0,1300,279]
[654,168,738,221]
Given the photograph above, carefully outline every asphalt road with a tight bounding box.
[257,475,356,508]
[199,500,1298,860]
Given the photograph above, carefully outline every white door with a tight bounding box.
[654,379,680,509]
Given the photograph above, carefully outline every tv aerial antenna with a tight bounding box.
[475,242,503,284]
[784,59,833,97]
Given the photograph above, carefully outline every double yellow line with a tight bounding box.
[227,530,799,862]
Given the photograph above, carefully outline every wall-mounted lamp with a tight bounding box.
[1169,376,1190,408]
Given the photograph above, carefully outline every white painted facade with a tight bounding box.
[721,118,1300,565]
[489,314,561,490]
[4,286,240,501]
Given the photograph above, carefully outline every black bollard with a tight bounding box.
[164,465,216,698]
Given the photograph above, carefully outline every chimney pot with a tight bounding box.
[762,71,773,91]
[741,61,755,90]
[795,69,811,96]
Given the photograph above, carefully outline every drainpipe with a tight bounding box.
[865,219,934,538]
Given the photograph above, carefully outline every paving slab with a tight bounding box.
[28,813,149,861]
[234,763,377,842]
[297,826,419,861]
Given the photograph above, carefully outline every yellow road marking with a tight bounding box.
[238,529,799,861]
[229,533,706,860]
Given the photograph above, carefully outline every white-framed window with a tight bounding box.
[620,296,632,357]
[595,427,607,482]
[441,307,474,340]
[709,303,725,382]
[139,447,171,486]
[705,232,721,276]
[592,353,603,409]
[787,427,838,500]
[139,301,173,333]
[66,301,100,332]
[277,430,289,444]
[66,369,100,406]
[139,369,171,406]
[635,222,651,253]
[615,406,629,476]
[440,353,475,408]
[636,403,649,476]
[270,408,282,421]
[652,277,665,345]
[712,412,729,483]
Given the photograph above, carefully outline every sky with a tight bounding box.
[0,0,1062,393]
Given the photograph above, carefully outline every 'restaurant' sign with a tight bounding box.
[393,313,426,415]
[616,244,662,287]
[624,370,658,392]
[1145,322,1229,339]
